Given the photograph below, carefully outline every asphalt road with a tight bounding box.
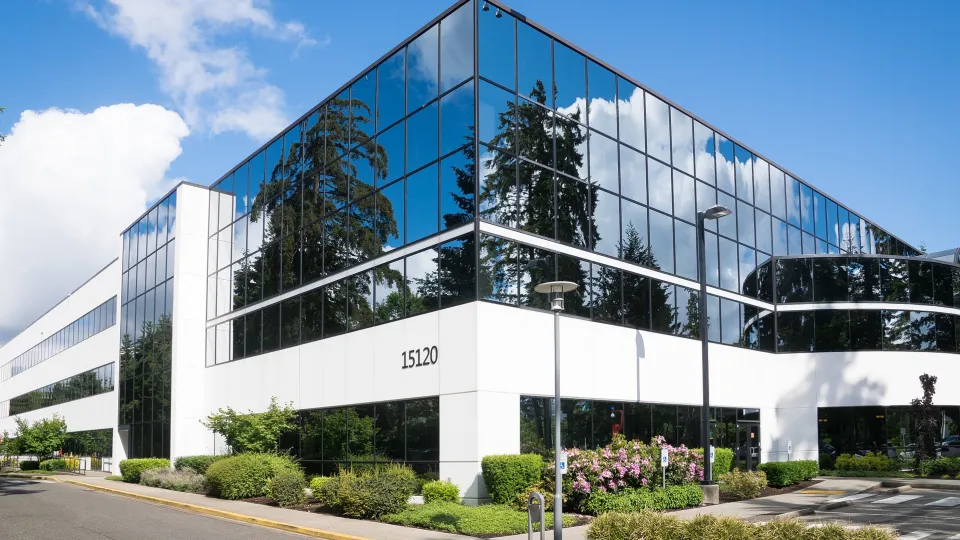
[0,477,302,540]
[804,488,960,539]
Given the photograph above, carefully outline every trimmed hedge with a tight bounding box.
[140,467,207,493]
[309,476,332,494]
[422,480,460,504]
[205,453,300,500]
[380,502,576,535]
[266,470,307,507]
[586,512,896,540]
[40,459,67,471]
[582,484,704,515]
[719,469,768,499]
[19,460,40,471]
[481,454,543,505]
[174,455,228,475]
[119,458,170,483]
[757,460,819,487]
[834,452,898,472]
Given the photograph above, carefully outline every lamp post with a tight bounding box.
[697,204,731,485]
[533,280,578,540]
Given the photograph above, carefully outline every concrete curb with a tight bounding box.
[882,480,960,492]
[771,507,815,519]
[819,500,852,511]
[3,474,372,540]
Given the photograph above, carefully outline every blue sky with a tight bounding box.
[0,0,957,341]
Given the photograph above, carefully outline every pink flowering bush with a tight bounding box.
[552,434,705,512]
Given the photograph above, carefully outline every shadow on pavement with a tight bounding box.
[0,478,45,497]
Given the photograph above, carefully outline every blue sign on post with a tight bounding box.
[559,452,568,475]
[660,448,668,489]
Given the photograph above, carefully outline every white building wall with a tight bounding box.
[169,184,213,462]
[0,258,121,439]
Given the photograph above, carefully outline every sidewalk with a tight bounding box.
[7,473,472,540]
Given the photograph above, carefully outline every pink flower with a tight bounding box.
[642,477,648,486]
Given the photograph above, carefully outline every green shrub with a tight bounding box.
[317,465,417,519]
[19,460,40,471]
[309,476,332,495]
[820,453,836,470]
[719,469,768,499]
[481,454,543,505]
[757,460,818,487]
[582,484,703,515]
[140,467,207,493]
[834,452,898,472]
[920,457,960,478]
[105,475,123,481]
[119,458,170,483]
[514,482,557,512]
[205,453,300,500]
[173,455,228,475]
[40,459,67,471]
[586,512,897,540]
[712,448,734,480]
[414,470,440,494]
[380,502,575,536]
[267,470,307,507]
[422,480,460,504]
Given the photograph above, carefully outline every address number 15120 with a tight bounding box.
[402,346,438,370]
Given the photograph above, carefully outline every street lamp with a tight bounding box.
[533,279,577,540]
[697,204,731,486]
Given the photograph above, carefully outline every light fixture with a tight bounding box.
[495,8,503,18]
[703,204,732,220]
[482,1,489,11]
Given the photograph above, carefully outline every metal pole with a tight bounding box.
[697,212,713,485]
[553,306,563,539]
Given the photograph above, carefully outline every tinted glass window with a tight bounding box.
[756,211,772,255]
[439,234,476,308]
[645,93,670,164]
[717,191,737,241]
[674,220,697,282]
[777,311,813,352]
[720,298,741,346]
[693,122,715,185]
[478,0,514,90]
[620,144,646,203]
[623,271,651,330]
[407,164,439,243]
[813,258,849,302]
[671,108,694,175]
[815,310,850,352]
[909,260,934,304]
[517,22,551,102]
[696,181,717,233]
[408,24,439,112]
[440,2,473,93]
[406,248,439,315]
[440,82,474,157]
[734,145,753,204]
[590,131,619,192]
[617,80,644,152]
[376,120,404,185]
[554,42,585,118]
[881,259,910,302]
[935,313,957,352]
[673,171,695,223]
[788,226,802,255]
[849,258,881,302]
[913,311,936,351]
[478,80,516,151]
[799,183,814,234]
[739,245,756,297]
[716,135,735,195]
[593,188,620,258]
[849,310,882,350]
[933,264,955,307]
[769,167,786,221]
[647,158,671,215]
[719,237,738,292]
[776,258,813,303]
[440,150,475,230]
[753,158,770,213]
[737,200,754,247]
[649,210,673,273]
[587,61,616,138]
[379,49,405,130]
[882,310,911,351]
[407,102,439,171]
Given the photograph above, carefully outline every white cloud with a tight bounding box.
[82,0,321,140]
[0,104,189,345]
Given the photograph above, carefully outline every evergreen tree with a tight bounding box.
[911,374,939,466]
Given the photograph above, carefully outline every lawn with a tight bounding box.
[380,502,580,536]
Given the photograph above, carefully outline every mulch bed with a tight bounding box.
[718,479,820,504]
[243,496,334,514]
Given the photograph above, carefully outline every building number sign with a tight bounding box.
[401,346,438,370]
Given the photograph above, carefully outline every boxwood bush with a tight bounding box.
[582,484,704,515]
[19,460,40,471]
[40,459,67,471]
[309,476,332,494]
[712,448,734,481]
[718,469,768,499]
[205,453,300,500]
[173,455,228,476]
[757,460,819,487]
[119,458,170,483]
[481,454,543,505]
[586,512,896,540]
[422,480,460,504]
[834,452,898,472]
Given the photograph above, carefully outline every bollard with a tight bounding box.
[527,492,545,540]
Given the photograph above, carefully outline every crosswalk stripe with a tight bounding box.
[925,496,960,507]
[829,493,876,503]
[896,531,934,540]
[872,494,922,504]
[946,534,960,540]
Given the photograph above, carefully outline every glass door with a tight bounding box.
[735,422,761,470]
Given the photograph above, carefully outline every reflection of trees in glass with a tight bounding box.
[118,315,172,430]
[520,397,552,455]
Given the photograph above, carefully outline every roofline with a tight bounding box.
[119,181,210,236]
[0,257,120,355]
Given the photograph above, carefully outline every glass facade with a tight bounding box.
[200,0,928,368]
[1,363,114,418]
[819,406,960,456]
[287,397,439,476]
[118,191,176,459]
[61,428,114,457]
[0,296,117,382]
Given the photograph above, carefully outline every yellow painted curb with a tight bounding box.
[799,489,845,495]
[54,478,371,540]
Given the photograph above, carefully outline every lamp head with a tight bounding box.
[702,204,732,221]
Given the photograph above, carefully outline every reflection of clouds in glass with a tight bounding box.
[593,189,619,257]
[670,108,693,175]
[720,299,740,344]
[405,249,437,295]
[587,95,617,139]
[439,3,473,92]
[408,24,439,105]
[645,93,670,163]
[753,157,770,212]
[232,216,247,262]
[617,86,644,151]
[589,131,618,192]
[673,171,696,222]
[735,148,753,204]
[648,158,671,214]
[620,144,646,203]
[716,136,735,194]
[694,121,715,185]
